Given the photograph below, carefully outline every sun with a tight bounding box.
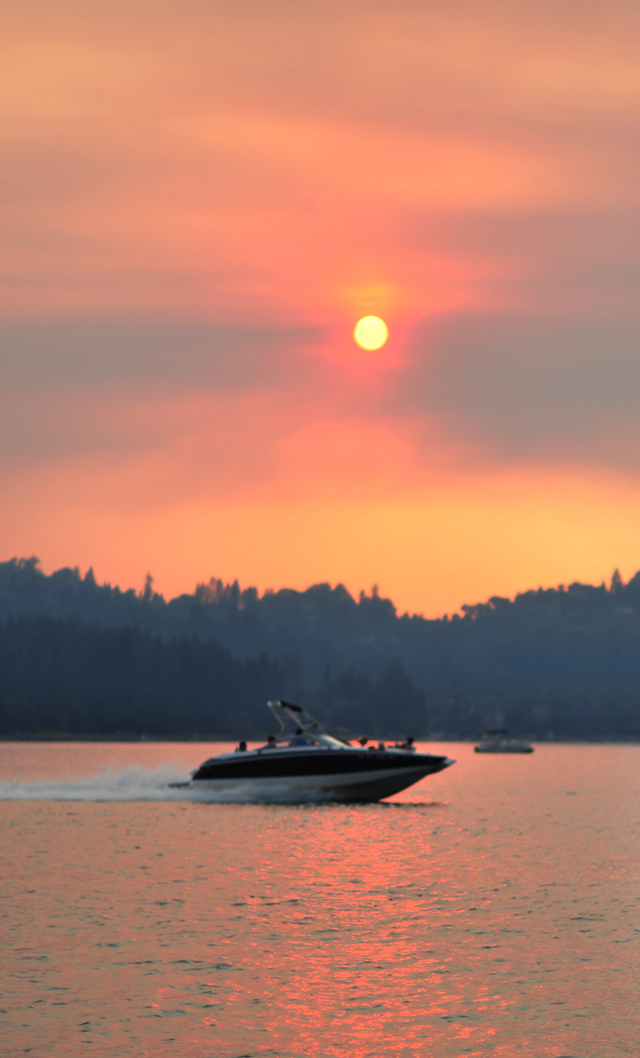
[354,316,388,350]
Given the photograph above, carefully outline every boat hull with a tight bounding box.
[188,757,454,803]
[474,744,534,753]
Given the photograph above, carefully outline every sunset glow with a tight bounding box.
[3,1,640,613]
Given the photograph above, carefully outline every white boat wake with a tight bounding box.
[0,764,373,803]
[0,764,203,802]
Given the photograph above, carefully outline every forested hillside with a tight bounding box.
[0,616,425,739]
[1,557,640,739]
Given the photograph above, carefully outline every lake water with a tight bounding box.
[0,742,638,1058]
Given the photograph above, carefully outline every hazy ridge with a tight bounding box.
[1,558,639,740]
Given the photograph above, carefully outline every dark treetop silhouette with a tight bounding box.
[1,557,639,739]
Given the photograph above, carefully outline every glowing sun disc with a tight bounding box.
[354,316,388,350]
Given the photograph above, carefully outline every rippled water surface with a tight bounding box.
[1,742,638,1057]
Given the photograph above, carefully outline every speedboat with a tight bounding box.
[474,729,534,753]
[176,700,455,802]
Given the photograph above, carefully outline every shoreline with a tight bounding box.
[1,734,638,745]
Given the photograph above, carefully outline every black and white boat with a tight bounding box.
[178,700,455,803]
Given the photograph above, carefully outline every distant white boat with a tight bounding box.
[474,729,534,754]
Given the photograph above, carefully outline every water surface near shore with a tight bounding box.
[1,743,638,1057]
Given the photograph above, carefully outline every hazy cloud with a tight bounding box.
[0,318,322,393]
[397,312,640,466]
[402,209,640,311]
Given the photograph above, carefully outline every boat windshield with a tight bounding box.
[264,700,352,750]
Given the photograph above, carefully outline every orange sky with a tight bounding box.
[3,0,640,614]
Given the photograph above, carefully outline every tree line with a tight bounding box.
[1,557,640,739]
[0,615,426,739]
